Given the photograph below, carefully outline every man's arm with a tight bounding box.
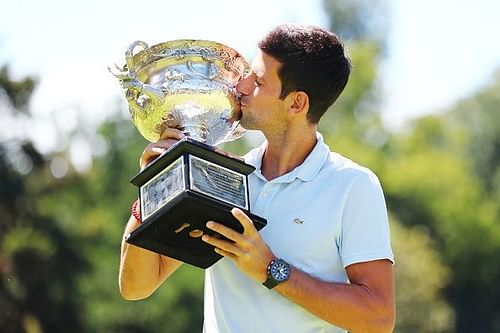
[119,214,183,300]
[275,259,395,333]
[119,128,186,300]
[202,208,395,333]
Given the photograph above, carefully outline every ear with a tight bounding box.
[287,91,309,116]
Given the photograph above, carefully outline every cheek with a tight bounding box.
[251,86,261,97]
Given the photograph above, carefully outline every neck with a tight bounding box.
[261,125,317,181]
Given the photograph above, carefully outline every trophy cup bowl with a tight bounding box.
[109,39,266,268]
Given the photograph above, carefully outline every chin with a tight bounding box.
[240,118,256,130]
[239,118,249,128]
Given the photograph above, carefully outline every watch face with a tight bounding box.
[270,259,290,282]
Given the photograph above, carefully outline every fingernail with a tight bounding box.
[206,221,214,228]
[202,235,209,241]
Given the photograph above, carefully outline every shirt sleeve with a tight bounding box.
[338,170,394,268]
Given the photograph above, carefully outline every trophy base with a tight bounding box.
[126,190,266,268]
[127,138,267,269]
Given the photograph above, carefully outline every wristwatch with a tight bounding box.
[263,258,291,289]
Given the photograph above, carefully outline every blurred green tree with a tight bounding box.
[381,73,500,332]
[446,73,500,331]
[449,71,500,198]
[72,114,205,333]
[320,1,457,332]
[392,220,455,332]
[0,66,89,332]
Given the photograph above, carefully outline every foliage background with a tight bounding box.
[1,1,499,332]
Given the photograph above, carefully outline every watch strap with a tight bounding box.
[263,276,279,289]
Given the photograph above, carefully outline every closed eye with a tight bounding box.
[251,70,264,87]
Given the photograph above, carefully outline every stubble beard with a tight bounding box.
[240,112,255,130]
[239,112,259,130]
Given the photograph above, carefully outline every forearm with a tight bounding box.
[275,266,395,333]
[119,215,182,300]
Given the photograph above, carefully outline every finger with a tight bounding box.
[231,208,258,236]
[160,127,185,140]
[139,127,184,169]
[202,234,243,256]
[140,139,179,169]
[213,247,237,260]
[150,139,181,149]
[206,221,249,245]
[140,149,165,169]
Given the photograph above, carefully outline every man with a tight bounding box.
[120,24,395,333]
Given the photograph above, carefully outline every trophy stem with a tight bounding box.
[180,124,208,143]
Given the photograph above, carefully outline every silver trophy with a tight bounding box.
[109,39,266,268]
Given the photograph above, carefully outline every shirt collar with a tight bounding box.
[245,132,330,183]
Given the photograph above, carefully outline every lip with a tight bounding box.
[239,97,248,108]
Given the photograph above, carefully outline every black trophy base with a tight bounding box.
[126,190,267,268]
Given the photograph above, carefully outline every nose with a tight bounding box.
[236,73,253,96]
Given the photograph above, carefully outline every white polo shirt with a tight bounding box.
[203,133,393,333]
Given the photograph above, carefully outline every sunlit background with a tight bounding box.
[1,0,500,332]
[2,0,500,164]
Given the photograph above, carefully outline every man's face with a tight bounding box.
[236,50,288,132]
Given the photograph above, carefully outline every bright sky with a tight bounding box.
[382,0,500,128]
[1,0,500,157]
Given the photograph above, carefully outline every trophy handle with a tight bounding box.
[121,80,165,107]
[108,41,165,111]
[107,63,129,79]
[125,40,149,71]
[107,40,149,78]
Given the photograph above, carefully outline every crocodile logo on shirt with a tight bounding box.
[293,218,304,224]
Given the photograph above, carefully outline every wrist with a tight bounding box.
[259,255,277,283]
[131,199,141,223]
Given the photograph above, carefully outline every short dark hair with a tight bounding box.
[258,24,351,124]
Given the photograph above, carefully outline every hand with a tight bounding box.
[202,208,275,282]
[139,128,185,170]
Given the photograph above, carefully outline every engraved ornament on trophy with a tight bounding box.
[109,39,267,268]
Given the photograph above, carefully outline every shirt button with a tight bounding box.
[262,192,269,198]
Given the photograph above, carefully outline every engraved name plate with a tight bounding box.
[141,157,185,220]
[189,155,248,209]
